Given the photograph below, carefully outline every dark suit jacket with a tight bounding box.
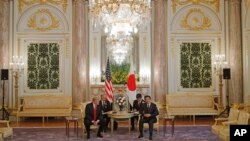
[99,100,112,113]
[84,103,103,124]
[133,99,145,111]
[139,102,159,121]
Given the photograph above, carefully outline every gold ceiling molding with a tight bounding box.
[27,8,60,32]
[19,0,68,13]
[181,8,211,31]
[172,0,220,13]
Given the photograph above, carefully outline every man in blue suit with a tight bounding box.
[138,95,159,140]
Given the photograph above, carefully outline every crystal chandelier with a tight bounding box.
[88,0,151,30]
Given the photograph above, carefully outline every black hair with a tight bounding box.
[144,95,151,99]
[136,93,142,99]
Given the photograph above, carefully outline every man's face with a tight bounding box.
[145,97,151,103]
[94,98,99,105]
[101,95,107,101]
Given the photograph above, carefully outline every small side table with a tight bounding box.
[160,115,175,137]
[65,117,79,138]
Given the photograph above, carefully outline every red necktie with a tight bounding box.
[94,104,97,121]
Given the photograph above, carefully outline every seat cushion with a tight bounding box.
[0,128,13,138]
[168,108,218,115]
[18,109,71,116]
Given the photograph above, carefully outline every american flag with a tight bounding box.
[105,58,113,102]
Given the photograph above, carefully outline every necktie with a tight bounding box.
[94,104,97,121]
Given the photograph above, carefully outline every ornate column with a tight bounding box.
[153,0,167,102]
[72,0,88,104]
[0,0,10,107]
[228,0,243,104]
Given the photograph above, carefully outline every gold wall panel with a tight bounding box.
[181,8,211,31]
[172,0,220,13]
[27,8,60,32]
[19,0,68,13]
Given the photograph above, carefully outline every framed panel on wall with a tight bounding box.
[175,39,216,92]
[21,38,65,94]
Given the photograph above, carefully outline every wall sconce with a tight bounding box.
[140,71,150,84]
[90,70,99,84]
[10,56,24,109]
[214,54,227,108]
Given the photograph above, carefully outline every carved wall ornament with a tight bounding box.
[19,0,68,13]
[172,0,220,13]
[180,8,211,31]
[27,8,60,32]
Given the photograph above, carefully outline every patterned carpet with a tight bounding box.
[5,125,218,141]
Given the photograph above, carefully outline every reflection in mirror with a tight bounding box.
[101,36,139,73]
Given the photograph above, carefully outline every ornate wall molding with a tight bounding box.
[181,8,211,31]
[17,5,69,33]
[172,0,220,13]
[19,0,68,14]
[27,8,60,32]
[171,6,221,33]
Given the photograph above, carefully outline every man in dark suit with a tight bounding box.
[131,93,144,130]
[138,95,159,140]
[99,94,118,131]
[84,97,104,139]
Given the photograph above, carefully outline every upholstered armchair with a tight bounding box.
[211,107,239,135]
[218,110,250,141]
[80,102,99,136]
[137,102,161,134]
[0,120,13,139]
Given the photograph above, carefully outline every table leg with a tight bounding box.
[111,118,114,135]
[76,121,78,138]
[129,118,131,134]
[74,121,76,133]
[172,119,175,136]
[164,119,166,137]
[67,121,69,138]
[65,121,67,135]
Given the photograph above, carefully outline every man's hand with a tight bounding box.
[94,120,100,126]
[144,114,151,117]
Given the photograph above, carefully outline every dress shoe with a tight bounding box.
[86,135,90,139]
[138,134,143,138]
[149,135,152,140]
[131,127,135,131]
[97,134,103,138]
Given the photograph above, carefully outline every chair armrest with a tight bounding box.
[214,103,219,110]
[0,120,10,127]
[215,118,229,121]
[18,105,24,112]
[222,121,237,125]
[214,118,229,125]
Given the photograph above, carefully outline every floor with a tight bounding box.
[9,115,215,128]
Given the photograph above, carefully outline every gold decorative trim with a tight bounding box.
[27,8,60,32]
[94,37,97,58]
[18,38,21,56]
[181,8,211,31]
[65,38,69,57]
[19,0,68,13]
[143,35,147,54]
[172,0,220,13]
